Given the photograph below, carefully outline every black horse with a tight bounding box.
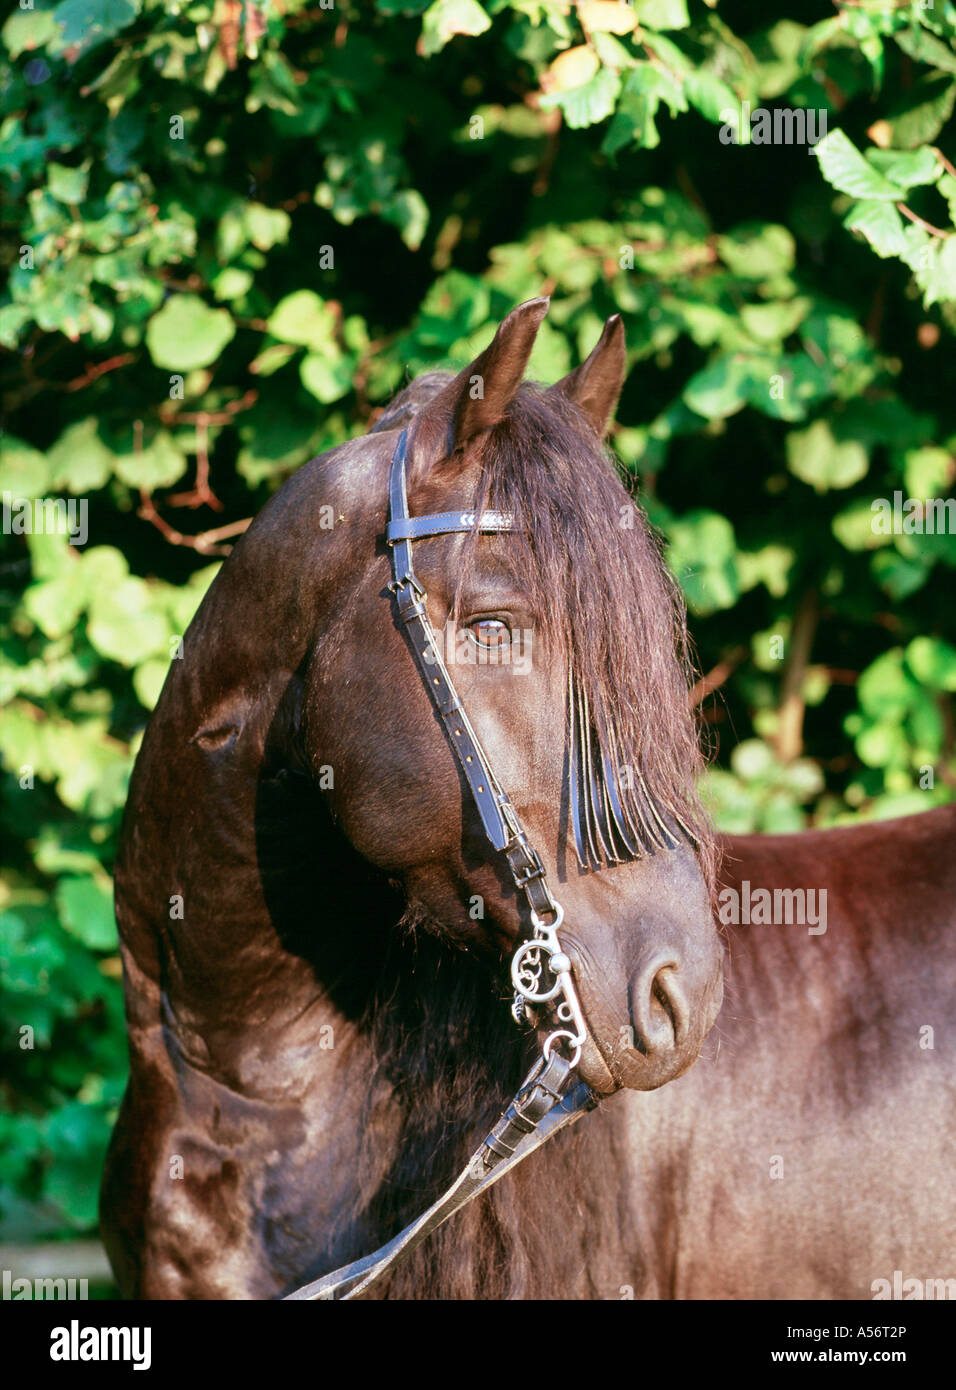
[102,300,955,1299]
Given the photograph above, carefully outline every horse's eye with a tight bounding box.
[468,618,511,649]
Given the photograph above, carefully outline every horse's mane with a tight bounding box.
[337,897,640,1300]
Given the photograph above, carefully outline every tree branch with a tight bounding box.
[775,590,819,764]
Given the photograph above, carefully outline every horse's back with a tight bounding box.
[621,806,956,1299]
[720,802,956,924]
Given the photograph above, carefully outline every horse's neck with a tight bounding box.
[116,632,399,1092]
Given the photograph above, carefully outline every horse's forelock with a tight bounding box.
[466,384,716,888]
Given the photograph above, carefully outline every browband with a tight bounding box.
[385,510,515,543]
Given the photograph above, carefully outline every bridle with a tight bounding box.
[383,426,592,1070]
[283,425,601,1301]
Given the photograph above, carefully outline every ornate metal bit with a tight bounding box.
[508,904,587,1069]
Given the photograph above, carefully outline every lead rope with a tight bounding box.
[281,427,599,1301]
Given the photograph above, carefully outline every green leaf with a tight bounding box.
[244,202,291,252]
[212,267,253,302]
[731,738,776,783]
[739,298,810,343]
[113,430,188,490]
[0,437,50,496]
[912,235,956,309]
[525,318,571,380]
[50,0,140,61]
[133,658,170,710]
[23,570,87,639]
[146,295,236,371]
[87,572,171,666]
[2,8,58,58]
[870,549,930,601]
[884,74,956,149]
[813,130,900,201]
[844,199,906,258]
[857,649,916,720]
[55,876,116,951]
[383,188,430,250]
[753,354,831,422]
[736,544,794,597]
[800,310,872,372]
[682,356,753,420]
[786,419,869,492]
[248,342,298,377]
[717,223,796,278]
[236,407,318,484]
[904,446,953,499]
[245,50,301,114]
[541,66,622,129]
[832,499,891,552]
[300,353,354,403]
[603,63,685,154]
[47,419,114,493]
[893,24,956,76]
[939,172,956,226]
[632,0,689,30]
[420,0,491,57]
[866,147,941,190]
[666,509,740,615]
[267,291,336,352]
[47,162,89,205]
[0,304,33,350]
[43,1101,111,1228]
[906,636,956,691]
[685,71,739,126]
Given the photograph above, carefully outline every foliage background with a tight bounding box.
[1,0,954,1250]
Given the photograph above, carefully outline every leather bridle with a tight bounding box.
[283,425,600,1301]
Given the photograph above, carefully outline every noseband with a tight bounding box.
[284,426,600,1300]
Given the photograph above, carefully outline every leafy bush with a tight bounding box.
[1,0,954,1241]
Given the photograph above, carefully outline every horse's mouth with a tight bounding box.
[552,940,724,1095]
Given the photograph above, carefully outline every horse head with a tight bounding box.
[297,297,723,1095]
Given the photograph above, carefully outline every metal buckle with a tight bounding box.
[510,837,545,888]
[386,574,426,600]
[513,861,544,889]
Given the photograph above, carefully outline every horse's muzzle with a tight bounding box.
[563,934,724,1094]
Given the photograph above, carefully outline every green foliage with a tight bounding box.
[1,0,954,1243]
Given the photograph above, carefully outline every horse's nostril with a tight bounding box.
[629,960,687,1056]
[653,965,688,1048]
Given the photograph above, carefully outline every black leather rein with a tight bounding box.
[282,426,599,1301]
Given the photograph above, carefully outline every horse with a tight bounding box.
[101,299,955,1299]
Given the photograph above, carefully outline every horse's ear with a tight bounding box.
[548,314,626,438]
[417,297,549,463]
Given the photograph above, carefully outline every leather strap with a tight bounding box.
[386,510,515,543]
[386,427,560,922]
[282,1055,598,1301]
